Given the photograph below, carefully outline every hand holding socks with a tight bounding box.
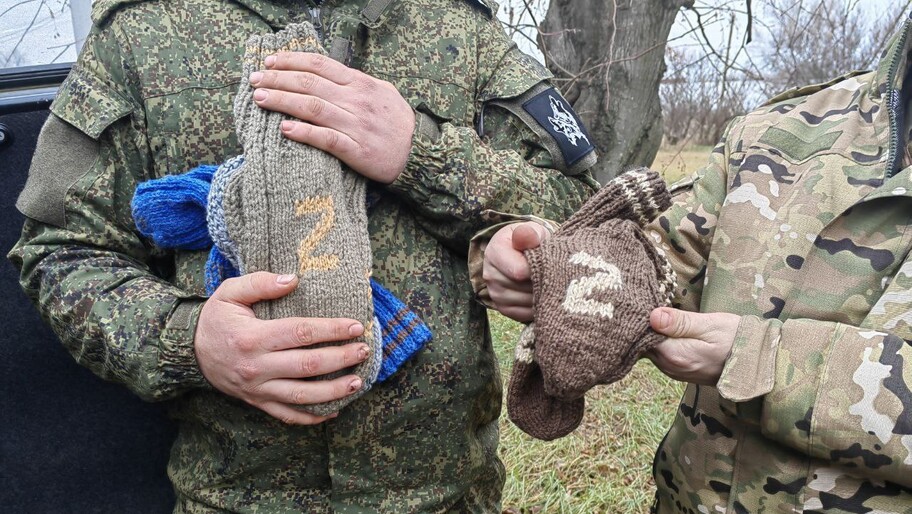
[508,169,676,440]
[223,23,378,416]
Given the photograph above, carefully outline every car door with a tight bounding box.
[1,3,177,512]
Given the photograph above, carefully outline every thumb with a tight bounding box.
[512,223,548,252]
[213,271,299,306]
[650,307,697,339]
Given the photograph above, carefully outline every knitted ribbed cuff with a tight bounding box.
[561,168,671,234]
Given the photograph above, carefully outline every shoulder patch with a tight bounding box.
[485,82,596,175]
[16,115,100,228]
[522,87,595,168]
[463,0,493,17]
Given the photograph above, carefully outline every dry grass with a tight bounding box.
[492,149,711,513]
[492,313,683,514]
[650,144,714,185]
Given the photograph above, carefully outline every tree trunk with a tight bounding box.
[541,0,693,183]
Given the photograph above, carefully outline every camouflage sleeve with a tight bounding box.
[7,24,209,402]
[384,16,598,255]
[644,122,735,312]
[717,260,912,487]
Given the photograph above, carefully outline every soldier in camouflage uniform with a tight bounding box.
[481,12,912,514]
[7,0,598,511]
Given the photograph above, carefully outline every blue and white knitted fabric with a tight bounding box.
[205,154,246,288]
[131,160,432,384]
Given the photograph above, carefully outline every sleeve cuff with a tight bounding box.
[468,215,558,308]
[158,298,210,390]
[717,315,782,402]
[385,110,442,198]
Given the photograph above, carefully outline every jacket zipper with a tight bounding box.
[886,18,911,178]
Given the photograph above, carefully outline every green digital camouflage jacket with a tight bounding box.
[646,16,912,514]
[7,0,597,511]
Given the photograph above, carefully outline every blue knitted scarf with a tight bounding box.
[132,161,431,383]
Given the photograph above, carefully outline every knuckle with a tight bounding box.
[357,76,377,93]
[235,334,257,353]
[295,72,317,91]
[290,387,310,405]
[299,353,322,376]
[679,316,694,338]
[324,130,342,151]
[335,322,352,341]
[278,414,299,426]
[239,378,260,396]
[311,53,329,72]
[670,313,689,338]
[235,360,260,382]
[304,97,325,117]
[354,98,374,115]
[224,331,244,349]
[258,70,276,86]
[245,272,265,293]
[294,322,315,346]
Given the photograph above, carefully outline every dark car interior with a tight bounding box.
[1,63,177,512]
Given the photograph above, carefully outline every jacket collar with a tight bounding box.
[870,14,912,176]
[871,15,912,103]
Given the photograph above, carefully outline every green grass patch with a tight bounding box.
[492,313,683,514]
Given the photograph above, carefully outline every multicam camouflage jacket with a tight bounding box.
[647,16,912,514]
[8,0,597,512]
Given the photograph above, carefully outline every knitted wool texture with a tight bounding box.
[507,168,676,441]
[131,161,432,399]
[132,164,219,251]
[223,22,377,416]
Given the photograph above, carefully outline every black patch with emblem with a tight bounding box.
[521,87,595,168]
[464,0,493,16]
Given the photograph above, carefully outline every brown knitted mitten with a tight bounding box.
[506,324,584,441]
[506,168,675,440]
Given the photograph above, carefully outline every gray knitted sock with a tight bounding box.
[224,22,377,416]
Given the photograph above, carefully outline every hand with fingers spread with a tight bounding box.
[247,52,415,184]
[482,221,551,323]
[645,307,741,386]
[194,271,369,425]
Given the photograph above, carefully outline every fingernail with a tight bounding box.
[265,55,276,67]
[358,345,370,360]
[659,309,672,328]
[249,71,263,84]
[348,323,363,337]
[276,274,296,284]
[253,89,268,101]
[349,378,362,392]
[281,120,294,132]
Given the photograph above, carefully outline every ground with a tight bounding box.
[494,144,711,513]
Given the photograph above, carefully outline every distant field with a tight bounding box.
[650,144,714,185]
[493,149,709,513]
